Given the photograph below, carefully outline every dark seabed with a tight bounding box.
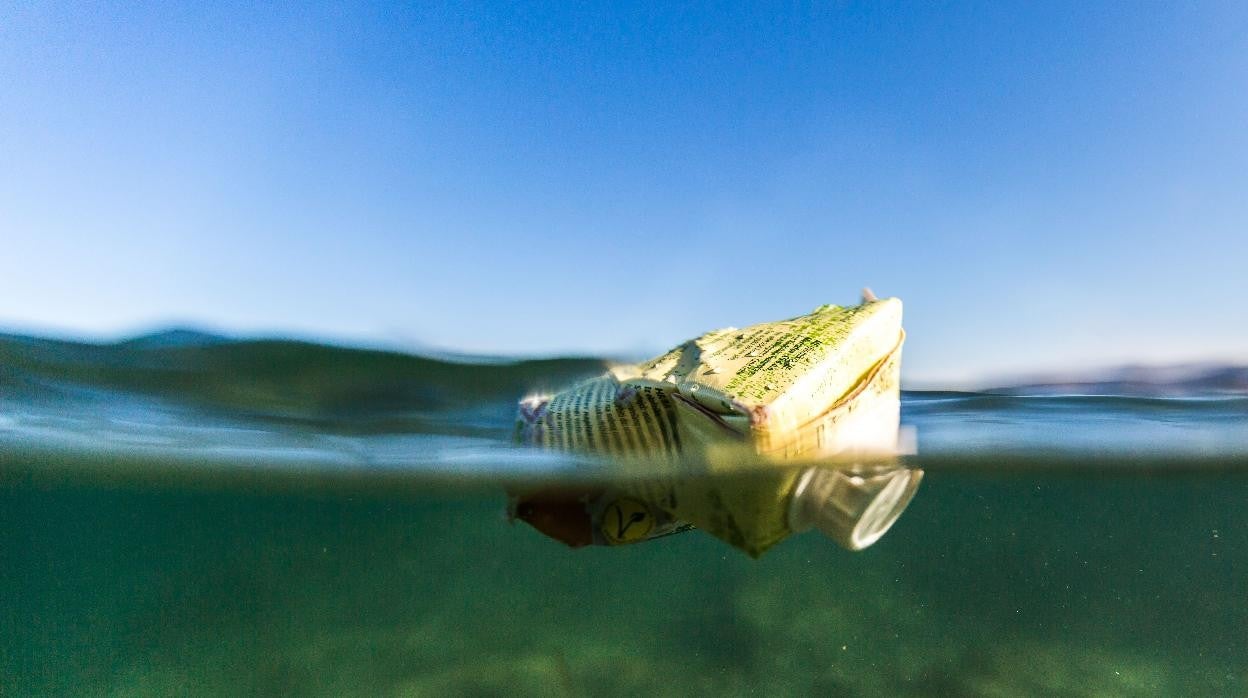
[2,333,1246,696]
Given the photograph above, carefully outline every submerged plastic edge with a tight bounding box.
[787,467,924,551]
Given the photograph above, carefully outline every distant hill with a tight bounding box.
[114,328,234,349]
[986,363,1248,396]
[4,327,1243,399]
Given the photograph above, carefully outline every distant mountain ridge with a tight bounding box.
[985,362,1248,396]
[115,328,234,348]
[2,327,1244,397]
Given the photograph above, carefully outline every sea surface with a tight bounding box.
[2,333,1246,696]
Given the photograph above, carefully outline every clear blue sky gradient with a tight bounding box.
[2,2,1246,383]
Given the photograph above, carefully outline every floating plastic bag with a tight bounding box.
[512,293,920,556]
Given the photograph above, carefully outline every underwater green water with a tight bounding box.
[5,472,1246,696]
[2,333,1246,696]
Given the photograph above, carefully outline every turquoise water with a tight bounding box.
[2,334,1247,696]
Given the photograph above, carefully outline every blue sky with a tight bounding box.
[2,2,1246,384]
